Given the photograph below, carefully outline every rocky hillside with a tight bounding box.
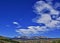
[12,36,48,40]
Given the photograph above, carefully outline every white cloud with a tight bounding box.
[28,26,48,32]
[16,0,60,36]
[50,10,59,15]
[33,14,52,24]
[33,0,60,29]
[13,22,19,25]
[57,17,60,21]
[34,1,54,14]
[46,20,59,28]
[13,22,21,28]
[34,0,59,15]
[16,26,49,36]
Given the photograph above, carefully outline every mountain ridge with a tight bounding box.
[0,36,60,43]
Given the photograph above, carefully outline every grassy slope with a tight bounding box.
[0,36,19,43]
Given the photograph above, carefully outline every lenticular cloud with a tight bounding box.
[16,0,60,36]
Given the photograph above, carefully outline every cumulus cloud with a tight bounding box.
[33,0,60,28]
[16,0,60,36]
[33,14,52,24]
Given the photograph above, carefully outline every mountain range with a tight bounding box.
[0,36,60,43]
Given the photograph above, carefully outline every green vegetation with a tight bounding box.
[0,36,19,43]
[57,40,60,43]
[52,41,56,43]
[52,40,60,43]
[1,39,19,43]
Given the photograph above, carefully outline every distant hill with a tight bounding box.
[0,36,60,43]
[12,36,49,40]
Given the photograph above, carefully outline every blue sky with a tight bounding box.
[0,0,60,38]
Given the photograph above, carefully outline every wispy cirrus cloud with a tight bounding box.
[13,21,21,28]
[13,22,19,25]
[16,0,60,36]
[16,26,49,36]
